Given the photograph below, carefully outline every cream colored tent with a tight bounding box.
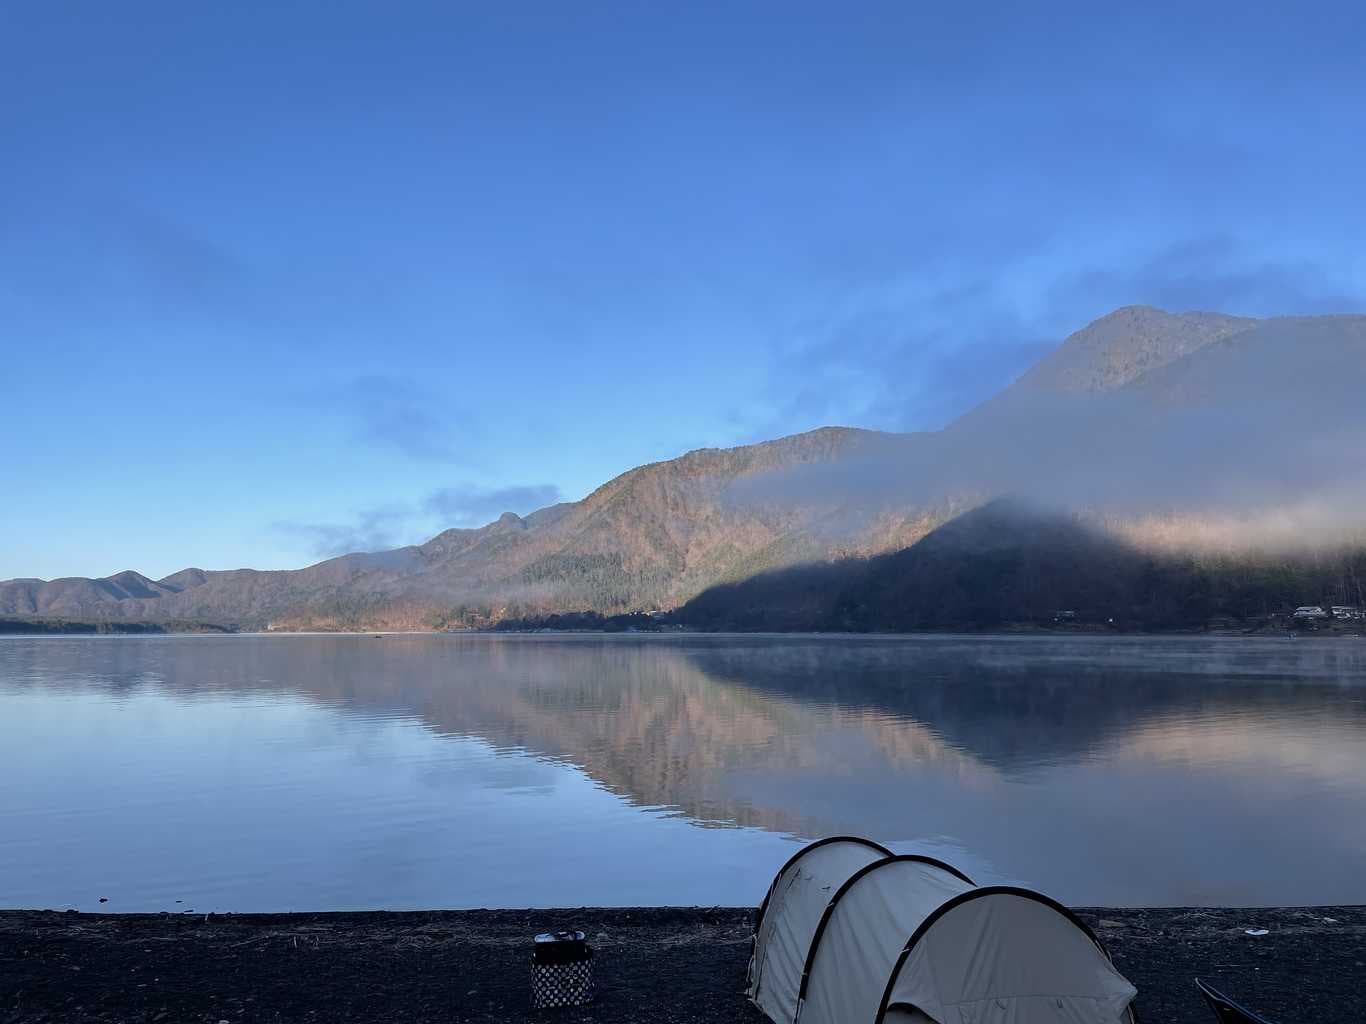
[747,837,1137,1024]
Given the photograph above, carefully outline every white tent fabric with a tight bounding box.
[882,889,1137,1024]
[747,839,1137,1024]
[748,837,891,1024]
[798,858,974,1024]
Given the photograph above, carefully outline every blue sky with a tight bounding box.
[4,1,1365,580]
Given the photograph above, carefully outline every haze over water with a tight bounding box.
[2,633,1364,912]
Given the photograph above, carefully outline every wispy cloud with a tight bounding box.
[737,280,1053,441]
[425,483,561,526]
[331,374,475,462]
[1053,236,1366,320]
[273,503,415,559]
[273,482,563,559]
[0,191,250,321]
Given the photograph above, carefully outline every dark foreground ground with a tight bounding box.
[2,906,1362,1024]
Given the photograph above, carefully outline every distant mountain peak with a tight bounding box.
[156,568,209,593]
[1011,305,1257,395]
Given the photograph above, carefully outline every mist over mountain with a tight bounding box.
[733,308,1366,531]
[4,305,1365,631]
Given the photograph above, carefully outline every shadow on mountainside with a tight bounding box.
[675,499,1366,632]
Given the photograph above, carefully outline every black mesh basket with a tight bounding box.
[531,930,595,1009]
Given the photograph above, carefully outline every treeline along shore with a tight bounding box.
[1,906,1362,1023]
[0,619,236,636]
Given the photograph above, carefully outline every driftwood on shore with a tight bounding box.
[1,906,1362,1023]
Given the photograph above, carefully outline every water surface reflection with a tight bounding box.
[2,634,1363,909]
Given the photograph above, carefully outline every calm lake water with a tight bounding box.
[2,633,1364,911]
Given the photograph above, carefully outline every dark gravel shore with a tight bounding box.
[2,906,1362,1023]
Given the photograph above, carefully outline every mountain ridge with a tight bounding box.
[5,307,1365,631]
[1,425,903,627]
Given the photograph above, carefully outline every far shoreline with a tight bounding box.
[3,620,1363,639]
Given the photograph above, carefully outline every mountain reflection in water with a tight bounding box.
[2,634,1364,910]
